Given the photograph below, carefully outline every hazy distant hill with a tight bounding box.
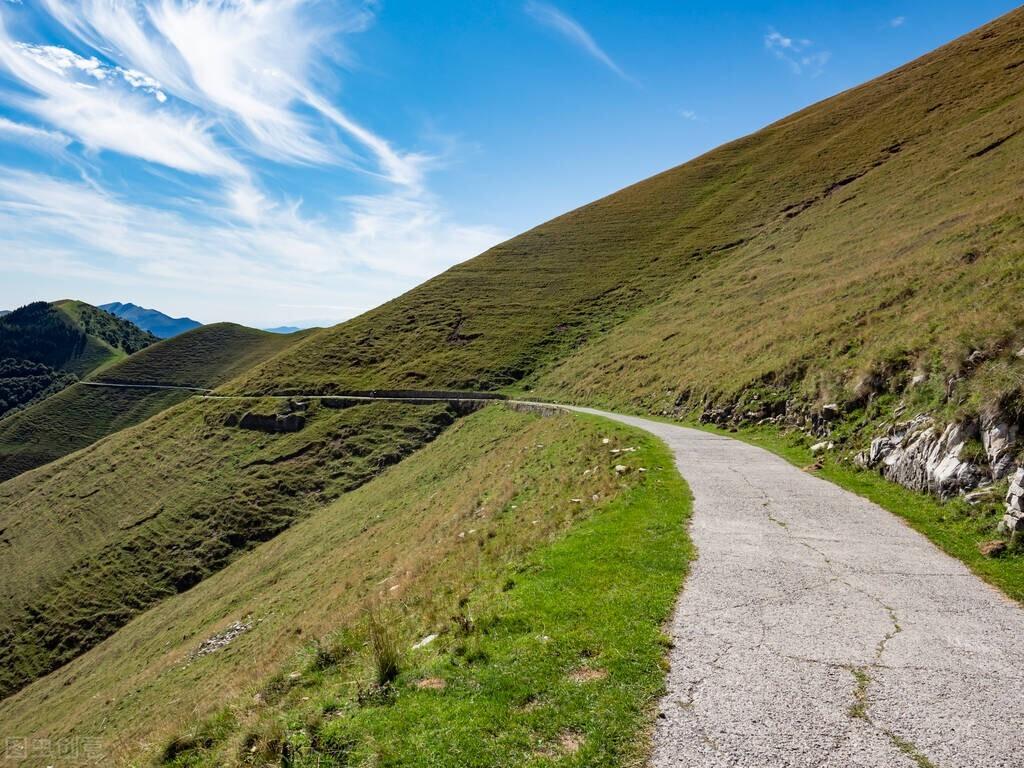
[99,301,201,339]
[263,325,303,334]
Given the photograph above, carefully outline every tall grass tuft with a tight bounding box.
[367,603,401,687]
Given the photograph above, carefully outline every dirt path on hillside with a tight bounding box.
[566,406,1024,768]
[80,381,213,393]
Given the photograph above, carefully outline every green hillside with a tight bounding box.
[0,398,456,697]
[1,9,1022,767]
[0,407,691,768]
[0,323,309,483]
[98,323,313,387]
[229,8,1024,434]
[0,300,158,419]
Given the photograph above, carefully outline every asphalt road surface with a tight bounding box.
[568,407,1024,768]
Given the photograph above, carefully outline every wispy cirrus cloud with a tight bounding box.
[0,168,504,322]
[524,1,631,82]
[890,16,907,28]
[764,29,830,76]
[0,1,502,325]
[31,0,424,185]
[0,115,70,151]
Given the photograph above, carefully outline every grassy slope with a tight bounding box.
[0,324,307,483]
[97,323,313,387]
[0,407,691,768]
[0,398,455,698]
[535,13,1024,413]
[0,385,189,483]
[229,9,1024,420]
[1,9,1021,765]
[52,300,158,377]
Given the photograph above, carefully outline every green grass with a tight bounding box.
[0,407,691,768]
[0,383,189,482]
[693,421,1024,603]
[0,399,457,698]
[97,323,312,388]
[156,411,693,768]
[0,323,309,483]
[52,300,159,377]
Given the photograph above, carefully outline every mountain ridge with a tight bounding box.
[0,323,313,483]
[100,302,202,339]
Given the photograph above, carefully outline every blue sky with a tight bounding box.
[0,1,1017,327]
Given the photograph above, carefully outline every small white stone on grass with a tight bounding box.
[412,633,437,650]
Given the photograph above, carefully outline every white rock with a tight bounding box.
[615,464,629,474]
[982,415,1017,481]
[878,419,984,497]
[412,633,437,650]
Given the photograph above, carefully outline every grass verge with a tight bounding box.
[157,411,693,767]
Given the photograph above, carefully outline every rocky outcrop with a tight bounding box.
[237,412,305,433]
[856,416,986,498]
[981,413,1017,481]
[1000,468,1024,535]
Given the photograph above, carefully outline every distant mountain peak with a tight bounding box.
[99,302,202,339]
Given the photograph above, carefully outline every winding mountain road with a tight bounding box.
[81,385,1024,765]
[569,407,1024,768]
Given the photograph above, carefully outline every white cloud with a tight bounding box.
[0,26,245,179]
[679,109,697,121]
[524,1,631,82]
[0,116,70,150]
[34,0,421,186]
[0,169,506,325]
[890,16,906,28]
[15,42,168,100]
[0,1,499,324]
[764,29,830,76]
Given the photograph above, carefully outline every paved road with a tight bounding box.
[567,407,1024,768]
